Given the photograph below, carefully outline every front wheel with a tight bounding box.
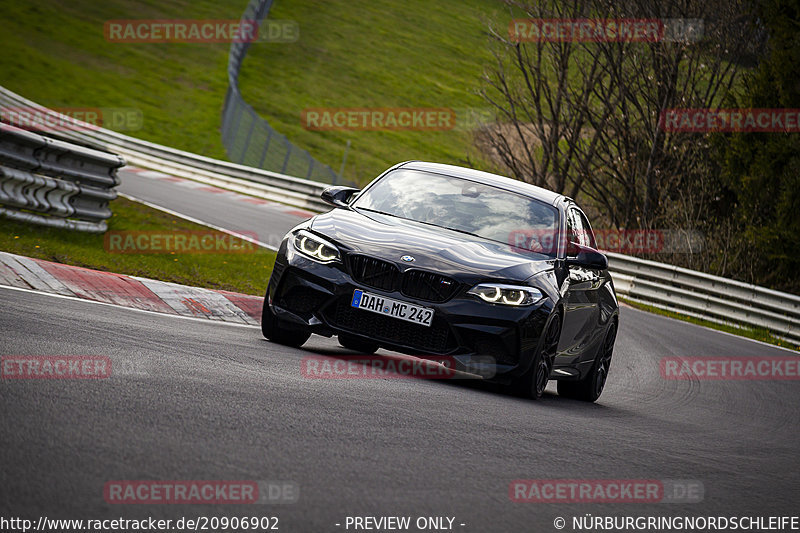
[261,297,311,347]
[510,313,561,400]
[557,322,616,402]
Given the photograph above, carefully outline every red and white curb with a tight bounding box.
[0,251,263,326]
[124,166,315,219]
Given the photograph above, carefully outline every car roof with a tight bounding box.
[397,161,565,207]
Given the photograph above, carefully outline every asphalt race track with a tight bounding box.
[1,169,798,531]
[117,168,309,248]
[1,286,798,531]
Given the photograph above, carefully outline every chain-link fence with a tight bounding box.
[221,0,340,184]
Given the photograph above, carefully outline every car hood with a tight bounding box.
[310,208,554,282]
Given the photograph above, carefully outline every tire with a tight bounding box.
[338,333,379,354]
[557,321,617,402]
[510,312,561,399]
[261,297,311,347]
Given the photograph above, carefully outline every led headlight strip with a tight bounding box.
[467,283,542,306]
[292,230,341,263]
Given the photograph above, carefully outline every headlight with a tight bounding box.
[467,284,542,306]
[292,230,341,263]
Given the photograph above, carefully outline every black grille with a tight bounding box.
[349,255,399,291]
[325,298,454,354]
[349,254,459,303]
[401,270,460,303]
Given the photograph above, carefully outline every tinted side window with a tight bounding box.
[567,208,596,250]
[566,209,581,249]
[575,210,596,248]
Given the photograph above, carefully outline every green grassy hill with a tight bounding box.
[240,0,501,182]
[2,0,503,183]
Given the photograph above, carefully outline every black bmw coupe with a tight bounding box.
[262,161,619,401]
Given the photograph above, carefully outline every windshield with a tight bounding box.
[352,169,560,257]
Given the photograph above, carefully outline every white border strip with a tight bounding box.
[624,305,799,355]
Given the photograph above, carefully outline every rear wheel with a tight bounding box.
[261,297,311,347]
[338,333,379,354]
[557,322,616,402]
[510,313,561,399]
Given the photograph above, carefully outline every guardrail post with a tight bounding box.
[221,87,232,144]
[228,101,245,156]
[281,139,292,174]
[239,107,258,163]
[305,152,314,179]
[257,127,273,169]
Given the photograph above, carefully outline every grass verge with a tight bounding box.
[2,0,245,160]
[620,296,799,352]
[0,197,275,296]
[2,0,502,184]
[240,0,501,184]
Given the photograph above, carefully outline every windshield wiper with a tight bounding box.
[439,225,484,240]
[354,207,397,217]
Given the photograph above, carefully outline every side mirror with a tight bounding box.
[565,243,608,271]
[321,186,360,208]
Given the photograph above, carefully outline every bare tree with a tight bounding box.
[478,0,758,232]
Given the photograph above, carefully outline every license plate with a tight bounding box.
[351,289,433,327]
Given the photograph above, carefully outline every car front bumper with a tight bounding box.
[266,240,556,383]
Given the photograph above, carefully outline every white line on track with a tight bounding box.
[624,305,799,355]
[118,192,280,251]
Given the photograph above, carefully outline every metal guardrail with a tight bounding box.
[0,123,124,233]
[221,0,340,184]
[609,253,800,345]
[0,86,329,212]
